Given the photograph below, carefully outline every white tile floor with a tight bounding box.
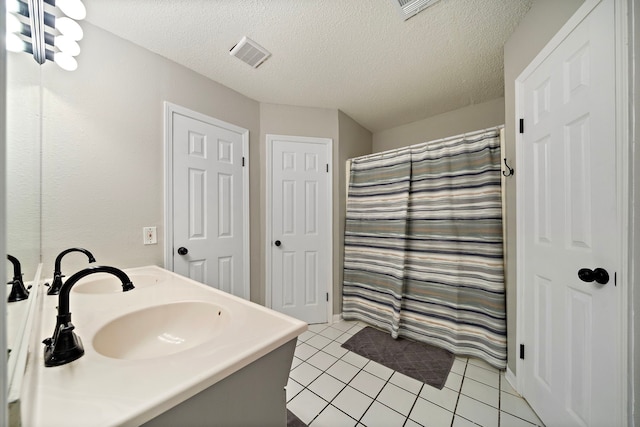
[286,320,544,427]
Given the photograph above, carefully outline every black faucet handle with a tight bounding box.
[48,274,65,295]
[6,254,24,281]
[44,322,84,367]
[7,278,29,302]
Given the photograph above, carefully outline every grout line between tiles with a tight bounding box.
[402,383,424,427]
[357,360,395,426]
[450,358,468,427]
[304,389,331,426]
[498,372,502,426]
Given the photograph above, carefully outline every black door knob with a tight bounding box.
[274,240,281,247]
[578,267,609,285]
[177,247,189,256]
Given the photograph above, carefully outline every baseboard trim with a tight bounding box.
[505,367,520,396]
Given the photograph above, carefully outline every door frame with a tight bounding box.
[514,0,630,421]
[265,134,333,323]
[163,102,251,298]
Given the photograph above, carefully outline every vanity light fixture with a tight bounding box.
[5,0,85,71]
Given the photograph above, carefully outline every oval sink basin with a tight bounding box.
[93,301,228,360]
[73,273,165,294]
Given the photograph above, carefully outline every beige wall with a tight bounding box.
[372,97,505,153]
[38,23,262,299]
[503,0,583,373]
[337,111,373,314]
[258,103,340,306]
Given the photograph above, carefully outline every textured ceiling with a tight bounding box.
[84,0,533,132]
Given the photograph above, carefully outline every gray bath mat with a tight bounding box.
[341,326,454,390]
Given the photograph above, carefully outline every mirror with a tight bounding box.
[6,53,41,276]
[5,51,42,407]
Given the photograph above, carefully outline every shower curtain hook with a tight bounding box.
[502,158,514,177]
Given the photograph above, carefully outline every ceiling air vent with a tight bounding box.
[229,36,271,68]
[393,0,442,20]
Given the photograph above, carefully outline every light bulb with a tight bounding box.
[55,16,83,41]
[54,52,78,71]
[54,35,80,56]
[56,0,86,20]
[6,32,26,52]
[6,0,20,14]
[6,12,22,33]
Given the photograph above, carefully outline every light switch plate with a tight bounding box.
[143,226,157,245]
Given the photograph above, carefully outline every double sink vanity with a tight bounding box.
[10,264,307,426]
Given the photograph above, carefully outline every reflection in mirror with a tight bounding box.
[7,52,41,276]
[6,255,29,302]
[6,48,42,418]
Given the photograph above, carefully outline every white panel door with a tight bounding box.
[172,112,248,299]
[268,135,331,324]
[518,0,620,425]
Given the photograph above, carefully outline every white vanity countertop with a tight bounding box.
[22,266,307,427]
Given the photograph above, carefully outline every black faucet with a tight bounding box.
[47,247,96,295]
[43,265,135,367]
[7,254,29,302]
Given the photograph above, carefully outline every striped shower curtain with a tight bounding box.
[342,127,506,368]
